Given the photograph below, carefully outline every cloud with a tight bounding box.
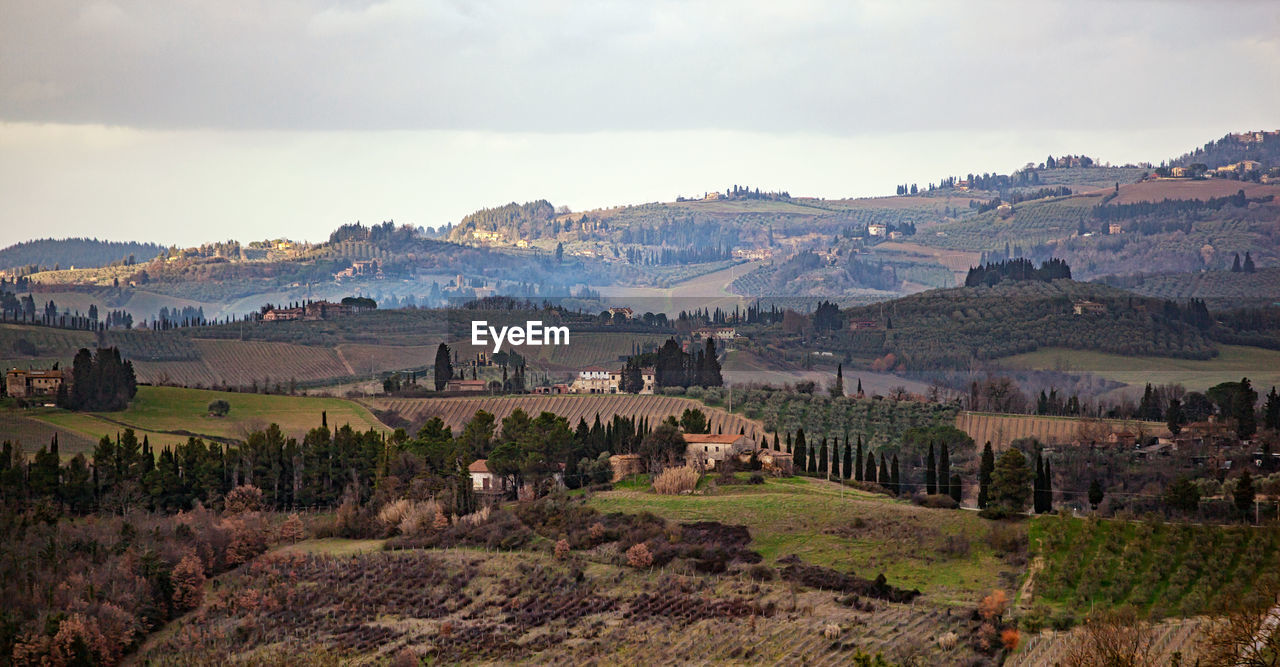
[0,0,1276,134]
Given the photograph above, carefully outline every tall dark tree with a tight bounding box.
[807,439,817,474]
[925,442,937,495]
[1235,470,1256,522]
[817,437,828,477]
[792,429,806,472]
[1088,479,1104,510]
[938,442,951,499]
[699,338,723,387]
[1166,398,1185,435]
[1265,387,1280,431]
[433,343,453,391]
[865,449,877,483]
[1234,377,1258,439]
[1243,251,1256,273]
[977,441,995,508]
[832,364,844,397]
[948,474,962,504]
[990,448,1032,513]
[878,453,889,491]
[841,438,852,480]
[890,455,900,495]
[1043,459,1053,512]
[1033,452,1045,513]
[854,435,864,482]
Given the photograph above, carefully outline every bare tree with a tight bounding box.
[1198,581,1280,667]
[1061,609,1158,667]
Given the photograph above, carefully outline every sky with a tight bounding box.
[1,0,1278,248]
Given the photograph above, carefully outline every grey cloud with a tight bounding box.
[1,0,1278,134]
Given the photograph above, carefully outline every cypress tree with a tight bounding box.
[786,431,793,454]
[977,441,995,508]
[1033,452,1045,513]
[1236,470,1256,522]
[949,474,962,504]
[842,438,852,480]
[866,449,877,482]
[938,442,950,499]
[807,440,817,474]
[855,435,864,482]
[926,442,937,495]
[890,455,900,495]
[1265,387,1280,431]
[1043,459,1053,512]
[833,364,844,396]
[793,429,806,471]
[878,453,889,490]
[817,437,828,477]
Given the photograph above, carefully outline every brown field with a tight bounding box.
[1009,617,1204,666]
[1100,179,1280,205]
[870,241,982,283]
[955,411,1169,449]
[363,394,766,440]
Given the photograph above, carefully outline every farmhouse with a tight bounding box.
[608,453,644,481]
[1108,223,1123,235]
[1106,431,1138,448]
[570,367,621,394]
[867,223,887,237]
[683,433,751,470]
[607,307,633,319]
[754,448,795,476]
[693,327,736,341]
[6,368,63,399]
[533,383,570,395]
[262,307,303,322]
[640,367,656,394]
[445,379,487,393]
[1072,300,1106,315]
[469,459,508,494]
[471,230,502,243]
[303,301,353,320]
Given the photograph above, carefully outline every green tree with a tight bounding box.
[1265,386,1280,431]
[1088,479,1104,510]
[938,442,950,499]
[459,410,496,458]
[989,448,1032,513]
[639,423,687,471]
[817,437,828,477]
[433,342,453,391]
[1163,477,1200,514]
[1235,470,1256,522]
[925,442,937,495]
[792,429,806,472]
[207,399,230,417]
[1166,398,1185,435]
[680,408,708,434]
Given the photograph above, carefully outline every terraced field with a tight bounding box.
[1010,617,1204,666]
[0,323,95,369]
[365,394,765,440]
[955,411,1168,449]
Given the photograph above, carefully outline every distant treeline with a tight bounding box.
[0,238,162,274]
[1093,189,1265,221]
[1170,131,1280,170]
[964,258,1072,287]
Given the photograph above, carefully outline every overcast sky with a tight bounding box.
[2,0,1278,247]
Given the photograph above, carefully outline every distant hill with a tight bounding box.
[826,280,1221,370]
[1100,267,1280,309]
[0,238,163,273]
[1169,130,1280,169]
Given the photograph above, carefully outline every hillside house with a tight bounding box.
[1108,223,1123,235]
[262,307,303,322]
[1107,431,1138,448]
[683,433,751,470]
[693,327,736,341]
[533,383,570,395]
[6,368,63,399]
[445,379,487,393]
[571,367,620,394]
[754,448,794,476]
[849,320,879,330]
[471,230,502,243]
[609,453,645,481]
[867,223,887,237]
[640,367,656,394]
[607,307,634,319]
[1072,300,1106,315]
[303,301,352,320]
[469,459,508,494]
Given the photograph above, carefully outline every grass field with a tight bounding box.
[999,344,1280,393]
[29,386,387,454]
[0,409,98,457]
[588,477,1021,606]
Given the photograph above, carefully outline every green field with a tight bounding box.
[30,386,388,455]
[588,477,1021,605]
[1000,344,1280,392]
[1028,514,1280,622]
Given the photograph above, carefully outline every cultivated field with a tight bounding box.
[1106,178,1280,205]
[589,478,1021,606]
[30,386,387,455]
[0,323,95,369]
[0,409,97,458]
[866,241,983,286]
[364,394,766,440]
[955,411,1168,449]
[1009,617,1205,666]
[999,344,1280,394]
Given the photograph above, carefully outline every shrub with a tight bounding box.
[913,493,959,509]
[588,521,606,541]
[554,538,571,560]
[749,473,765,485]
[207,399,231,417]
[172,552,206,611]
[986,523,1027,555]
[280,513,305,542]
[223,485,263,514]
[652,466,700,495]
[747,563,775,581]
[626,542,654,568]
[1000,628,1020,651]
[937,631,958,651]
